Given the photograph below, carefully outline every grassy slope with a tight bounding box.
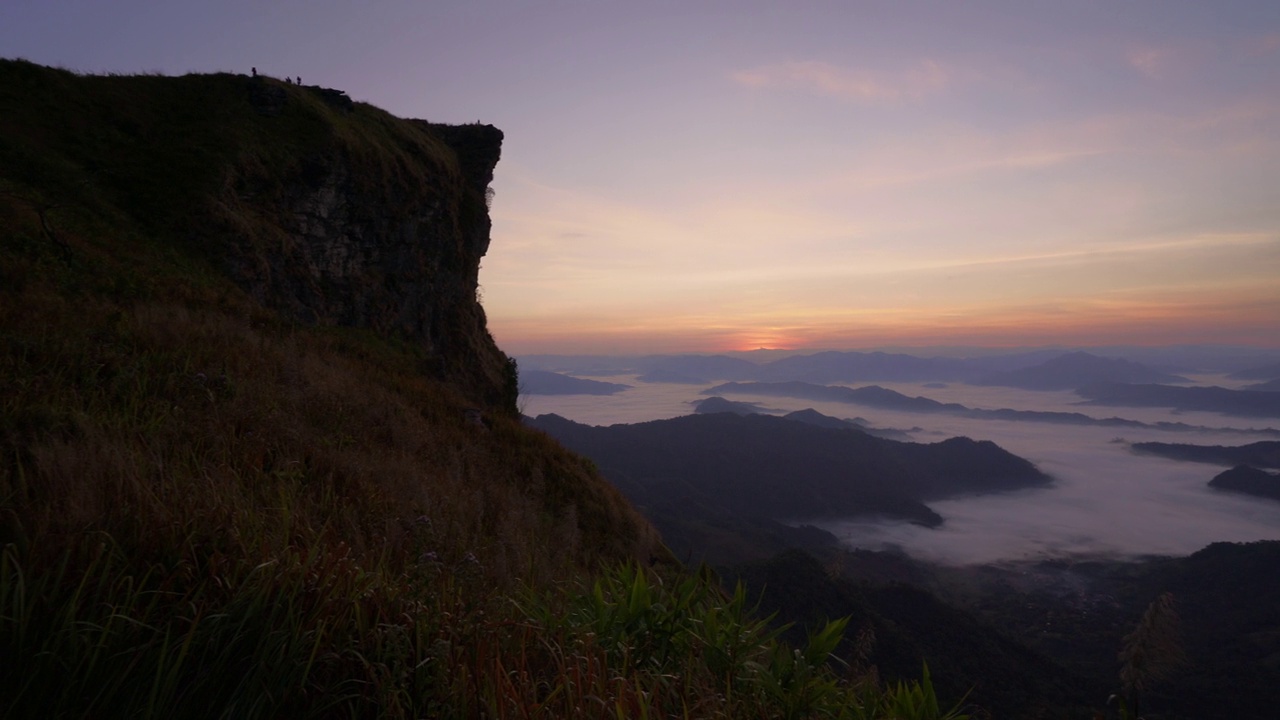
[0,60,972,718]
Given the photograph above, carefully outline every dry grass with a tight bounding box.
[1,268,658,586]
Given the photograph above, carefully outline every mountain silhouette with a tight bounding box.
[1077,382,1280,418]
[973,351,1188,390]
[520,369,631,395]
[527,412,1051,541]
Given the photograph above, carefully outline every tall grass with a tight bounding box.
[1,548,970,718]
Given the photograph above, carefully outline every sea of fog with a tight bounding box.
[522,375,1280,565]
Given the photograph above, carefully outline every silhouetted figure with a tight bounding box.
[251,67,257,77]
[286,77,293,84]
[296,76,302,85]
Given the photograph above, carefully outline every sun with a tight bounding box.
[723,330,797,353]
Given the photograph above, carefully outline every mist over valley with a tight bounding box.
[521,347,1280,566]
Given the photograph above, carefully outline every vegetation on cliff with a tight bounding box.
[1,60,972,718]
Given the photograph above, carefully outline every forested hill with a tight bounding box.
[528,411,1051,564]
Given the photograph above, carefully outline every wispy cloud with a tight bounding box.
[732,59,954,104]
[1127,46,1170,78]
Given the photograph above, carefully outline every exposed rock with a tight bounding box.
[222,88,512,410]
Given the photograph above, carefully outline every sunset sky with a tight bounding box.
[5,1,1279,354]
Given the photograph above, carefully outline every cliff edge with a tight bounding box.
[0,56,662,596]
[1,59,514,410]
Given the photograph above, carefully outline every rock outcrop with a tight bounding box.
[221,105,512,409]
[1,60,516,411]
[3,58,519,409]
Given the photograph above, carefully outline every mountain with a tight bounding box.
[696,400,916,439]
[1209,465,1280,501]
[527,411,1051,562]
[1,60,678,718]
[12,59,1275,720]
[634,353,759,383]
[707,381,1280,435]
[1076,382,1280,418]
[520,369,631,395]
[1246,378,1280,392]
[973,351,1188,390]
[1130,440,1280,468]
[782,407,861,430]
[691,396,768,414]
[707,380,968,412]
[755,350,979,383]
[1229,360,1280,381]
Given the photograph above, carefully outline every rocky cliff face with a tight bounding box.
[224,93,512,409]
[0,61,516,410]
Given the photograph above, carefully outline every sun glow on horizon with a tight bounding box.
[490,288,1280,355]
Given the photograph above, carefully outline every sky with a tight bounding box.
[4,1,1280,354]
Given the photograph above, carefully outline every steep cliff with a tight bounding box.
[0,59,514,410]
[1,57,668,660]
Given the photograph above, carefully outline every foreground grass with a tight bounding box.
[2,545,970,719]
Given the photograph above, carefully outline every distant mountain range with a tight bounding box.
[706,381,1280,435]
[972,351,1188,390]
[693,397,916,440]
[1076,382,1280,418]
[1229,360,1280,381]
[1130,440,1280,469]
[752,350,987,383]
[635,354,759,384]
[1246,378,1280,392]
[520,369,631,395]
[521,347,1277,386]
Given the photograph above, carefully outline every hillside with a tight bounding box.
[1,61,988,718]
[0,60,664,716]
